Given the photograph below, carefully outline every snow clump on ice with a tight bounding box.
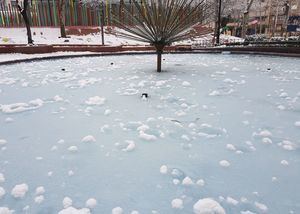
[0,173,5,183]
[34,195,45,204]
[68,146,78,152]
[182,81,191,87]
[81,135,96,143]
[294,121,300,127]
[58,207,91,214]
[0,139,7,146]
[171,198,183,209]
[122,140,136,152]
[85,198,97,209]
[0,186,6,199]
[254,201,268,212]
[278,140,297,151]
[85,96,106,106]
[193,198,225,214]
[0,207,14,214]
[182,176,194,186]
[11,183,29,198]
[35,186,45,195]
[63,197,73,208]
[112,207,123,214]
[219,160,230,167]
[0,99,44,114]
[160,165,168,174]
[139,131,157,141]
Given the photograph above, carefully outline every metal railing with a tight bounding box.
[224,40,300,47]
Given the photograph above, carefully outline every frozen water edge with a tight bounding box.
[0,54,299,213]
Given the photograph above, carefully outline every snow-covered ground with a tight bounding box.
[0,27,144,46]
[0,53,299,213]
[0,27,243,46]
[0,52,100,63]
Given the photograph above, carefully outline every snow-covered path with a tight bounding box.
[0,54,299,213]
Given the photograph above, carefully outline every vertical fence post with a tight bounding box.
[0,3,4,27]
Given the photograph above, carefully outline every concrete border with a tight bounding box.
[0,48,299,66]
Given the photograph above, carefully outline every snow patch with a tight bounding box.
[112,207,123,214]
[53,95,64,102]
[137,125,150,132]
[0,187,5,199]
[226,197,239,206]
[219,160,230,168]
[63,197,73,208]
[254,202,268,212]
[81,135,96,143]
[182,81,191,87]
[139,131,157,141]
[226,144,236,151]
[171,198,183,209]
[0,139,7,146]
[196,179,205,186]
[85,96,106,106]
[278,140,297,151]
[257,130,272,137]
[280,160,289,166]
[34,195,44,204]
[35,186,45,195]
[182,177,194,186]
[0,99,44,114]
[122,140,136,152]
[0,207,13,214]
[160,165,168,174]
[85,198,97,209]
[11,183,29,199]
[262,138,272,144]
[68,146,78,152]
[5,117,14,123]
[58,207,91,214]
[104,109,112,116]
[193,198,226,214]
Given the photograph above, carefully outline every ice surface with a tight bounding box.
[0,54,299,213]
[0,186,5,199]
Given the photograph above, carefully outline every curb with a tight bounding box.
[0,49,299,66]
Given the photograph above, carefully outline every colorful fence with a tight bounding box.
[0,0,204,28]
[0,0,133,27]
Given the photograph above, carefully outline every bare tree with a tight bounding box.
[282,0,290,37]
[81,0,106,45]
[16,0,33,44]
[114,0,208,72]
[241,0,255,38]
[206,0,236,44]
[58,0,67,38]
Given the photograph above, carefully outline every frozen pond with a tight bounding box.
[0,53,299,214]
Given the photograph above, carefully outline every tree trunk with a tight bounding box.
[216,0,222,45]
[241,12,249,38]
[241,0,255,38]
[101,1,105,45]
[266,0,273,36]
[23,15,33,44]
[157,51,162,72]
[272,0,280,37]
[155,44,164,72]
[58,0,67,38]
[16,0,33,45]
[60,22,67,38]
[282,0,290,37]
